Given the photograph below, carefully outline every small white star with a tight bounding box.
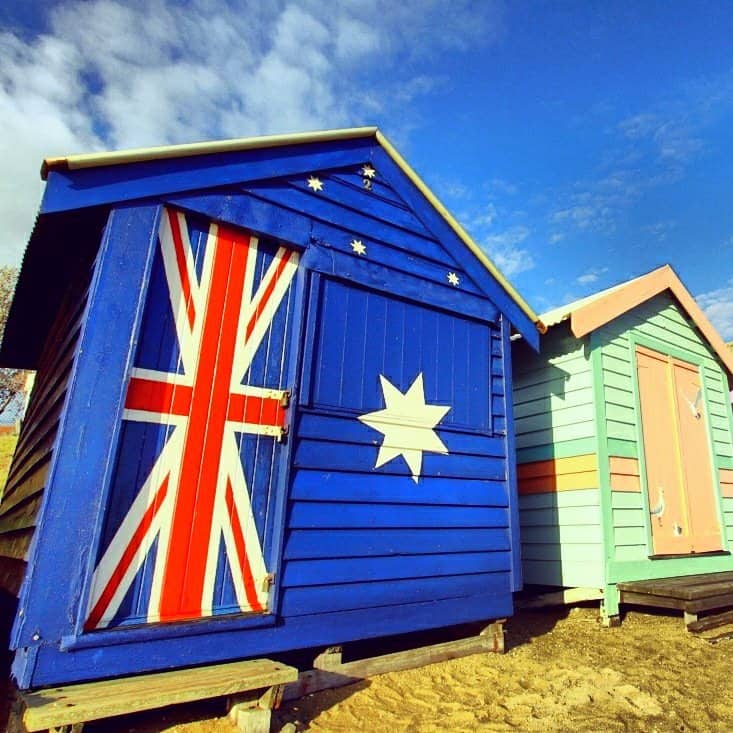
[447,272,460,287]
[361,164,376,179]
[350,239,367,256]
[307,176,324,192]
[358,373,450,483]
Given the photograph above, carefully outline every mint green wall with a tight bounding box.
[592,292,733,583]
[514,325,596,462]
[513,325,604,588]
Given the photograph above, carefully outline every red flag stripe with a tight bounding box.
[159,227,250,620]
[227,394,284,426]
[125,377,193,416]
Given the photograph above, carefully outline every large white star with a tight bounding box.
[358,373,450,483]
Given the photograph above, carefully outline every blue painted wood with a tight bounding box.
[23,591,514,687]
[370,147,539,349]
[41,139,375,214]
[0,266,93,600]
[281,572,510,616]
[305,276,494,427]
[242,179,452,265]
[330,170,406,206]
[166,189,312,251]
[290,469,508,507]
[282,551,511,587]
[296,412,505,456]
[11,205,161,657]
[283,527,511,559]
[288,502,508,529]
[293,441,505,480]
[287,174,437,239]
[501,315,523,591]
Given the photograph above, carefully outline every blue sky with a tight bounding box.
[1,0,732,338]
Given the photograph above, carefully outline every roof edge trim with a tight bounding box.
[567,264,733,375]
[374,131,542,330]
[41,126,380,180]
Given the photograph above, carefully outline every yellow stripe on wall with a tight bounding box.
[517,454,598,495]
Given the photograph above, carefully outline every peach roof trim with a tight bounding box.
[544,265,733,375]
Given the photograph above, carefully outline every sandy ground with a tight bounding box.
[42,605,727,733]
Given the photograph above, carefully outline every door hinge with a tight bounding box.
[262,573,275,592]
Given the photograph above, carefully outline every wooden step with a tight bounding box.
[16,658,297,732]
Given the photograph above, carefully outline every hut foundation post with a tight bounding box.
[228,683,286,733]
[313,645,343,670]
[480,619,506,653]
[600,584,621,627]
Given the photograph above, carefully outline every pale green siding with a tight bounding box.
[519,490,604,587]
[594,292,733,569]
[513,326,604,588]
[514,325,596,459]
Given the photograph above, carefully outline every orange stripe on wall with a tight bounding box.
[609,456,641,492]
[721,468,733,499]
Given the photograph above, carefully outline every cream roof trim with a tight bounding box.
[41,126,542,329]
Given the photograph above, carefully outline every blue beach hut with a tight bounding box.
[0,128,542,689]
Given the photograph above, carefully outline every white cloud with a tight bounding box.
[576,267,608,286]
[697,278,733,341]
[642,220,676,241]
[549,233,565,244]
[0,0,503,265]
[481,226,535,277]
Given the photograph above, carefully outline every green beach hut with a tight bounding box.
[512,265,733,626]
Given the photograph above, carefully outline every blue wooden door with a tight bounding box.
[85,208,300,629]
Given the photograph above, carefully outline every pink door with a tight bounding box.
[635,345,721,555]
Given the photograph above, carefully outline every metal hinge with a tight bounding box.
[280,390,291,409]
[262,573,275,592]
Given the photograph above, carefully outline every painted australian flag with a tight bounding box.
[86,207,300,629]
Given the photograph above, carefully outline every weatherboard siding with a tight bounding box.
[513,326,603,587]
[594,293,733,563]
[0,264,92,595]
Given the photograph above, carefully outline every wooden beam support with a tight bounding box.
[284,622,506,702]
[14,658,297,732]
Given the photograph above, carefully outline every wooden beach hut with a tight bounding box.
[512,265,733,626]
[0,128,543,696]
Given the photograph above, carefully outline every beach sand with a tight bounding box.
[72,605,733,733]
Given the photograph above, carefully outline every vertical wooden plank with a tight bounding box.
[11,204,161,680]
[501,316,521,591]
[672,360,722,552]
[635,347,690,555]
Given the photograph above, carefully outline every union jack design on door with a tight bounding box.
[86,208,299,629]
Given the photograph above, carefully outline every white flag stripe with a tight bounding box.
[235,249,300,387]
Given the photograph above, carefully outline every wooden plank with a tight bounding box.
[19,659,298,731]
[282,551,511,587]
[618,590,688,611]
[618,572,733,600]
[686,609,733,633]
[282,623,505,703]
[288,502,509,529]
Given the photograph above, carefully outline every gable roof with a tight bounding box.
[41,127,542,333]
[541,264,733,375]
